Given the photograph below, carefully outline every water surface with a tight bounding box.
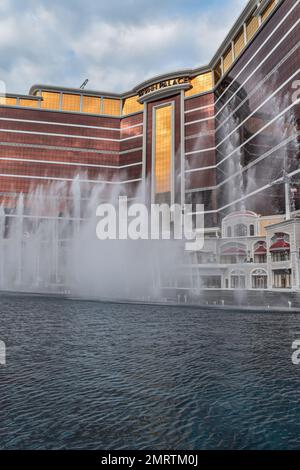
[0,295,300,449]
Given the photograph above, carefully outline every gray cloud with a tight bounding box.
[0,0,248,94]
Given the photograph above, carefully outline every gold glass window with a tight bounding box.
[185,72,213,97]
[82,96,100,114]
[103,98,120,116]
[261,0,276,22]
[122,96,143,115]
[41,92,61,110]
[214,61,222,84]
[20,99,39,108]
[234,29,245,58]
[223,47,233,73]
[246,15,259,42]
[62,93,81,112]
[0,97,17,106]
[154,104,173,200]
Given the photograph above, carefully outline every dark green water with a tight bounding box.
[0,295,300,450]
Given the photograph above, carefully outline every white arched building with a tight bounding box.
[188,211,300,292]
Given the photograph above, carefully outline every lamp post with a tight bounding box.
[282,170,291,221]
[271,170,295,221]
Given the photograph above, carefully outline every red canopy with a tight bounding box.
[255,244,267,254]
[270,239,290,252]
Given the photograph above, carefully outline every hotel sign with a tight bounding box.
[138,77,191,99]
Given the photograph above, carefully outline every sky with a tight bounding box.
[0,0,248,95]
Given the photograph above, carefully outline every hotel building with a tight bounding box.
[0,0,299,295]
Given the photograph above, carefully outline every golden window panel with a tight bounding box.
[246,15,259,42]
[41,91,61,110]
[223,47,233,73]
[214,61,222,84]
[154,105,172,195]
[102,98,121,116]
[234,29,245,59]
[258,218,283,236]
[62,93,81,112]
[261,0,276,22]
[19,99,39,108]
[122,96,143,115]
[185,72,213,97]
[82,96,100,114]
[0,97,17,106]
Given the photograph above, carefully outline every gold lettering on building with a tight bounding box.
[138,77,190,98]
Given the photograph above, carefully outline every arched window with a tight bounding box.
[220,243,247,264]
[252,269,267,289]
[227,226,232,237]
[230,269,246,289]
[254,241,267,263]
[270,233,290,262]
[249,224,255,236]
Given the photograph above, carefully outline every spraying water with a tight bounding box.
[0,177,186,300]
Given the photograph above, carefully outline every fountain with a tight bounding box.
[0,177,187,301]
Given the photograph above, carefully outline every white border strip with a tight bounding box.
[0,173,142,185]
[186,98,300,164]
[185,132,300,190]
[185,41,300,128]
[0,141,143,156]
[0,156,143,170]
[214,0,300,107]
[214,20,300,119]
[213,68,299,150]
[189,166,300,215]
[0,117,116,131]
[184,103,214,114]
[183,1,298,118]
[0,117,143,132]
[0,128,143,143]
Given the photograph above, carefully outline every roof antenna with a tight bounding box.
[80,79,89,90]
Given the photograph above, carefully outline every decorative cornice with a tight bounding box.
[0,92,41,101]
[133,68,210,94]
[29,84,121,99]
[137,79,192,104]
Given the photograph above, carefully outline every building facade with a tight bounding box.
[0,0,299,295]
[186,211,300,291]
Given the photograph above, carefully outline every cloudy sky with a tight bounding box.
[0,0,248,95]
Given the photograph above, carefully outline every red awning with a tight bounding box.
[222,247,246,255]
[270,240,290,252]
[255,245,267,254]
